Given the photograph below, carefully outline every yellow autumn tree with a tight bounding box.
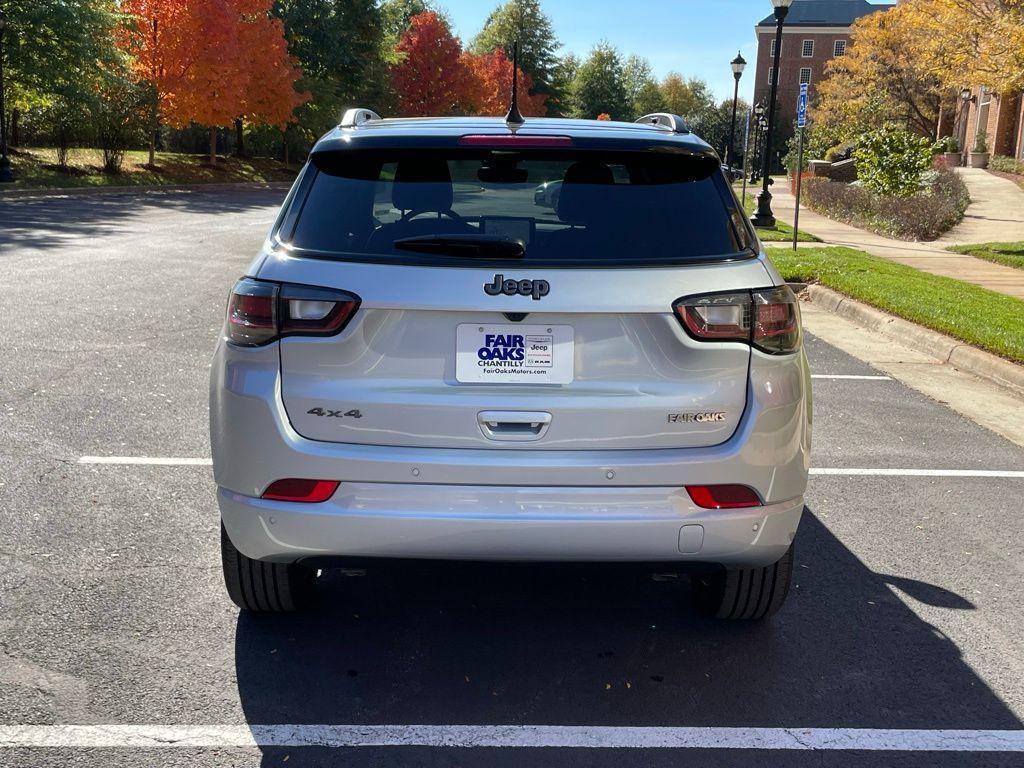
[812,0,947,146]
[910,0,1024,93]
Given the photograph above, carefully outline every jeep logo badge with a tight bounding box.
[484,274,550,301]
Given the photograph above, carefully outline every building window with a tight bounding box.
[802,40,815,57]
[768,67,774,85]
[834,40,847,57]
[799,67,812,85]
[770,39,777,57]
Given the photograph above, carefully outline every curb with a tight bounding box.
[799,283,1024,397]
[0,181,294,201]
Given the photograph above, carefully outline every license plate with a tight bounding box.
[456,324,574,384]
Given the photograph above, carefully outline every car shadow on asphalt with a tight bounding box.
[0,189,284,251]
[233,510,1021,767]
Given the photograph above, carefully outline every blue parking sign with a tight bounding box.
[797,83,809,128]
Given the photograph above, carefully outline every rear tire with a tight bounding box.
[220,524,316,612]
[690,544,794,620]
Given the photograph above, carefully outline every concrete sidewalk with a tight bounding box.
[766,168,1024,300]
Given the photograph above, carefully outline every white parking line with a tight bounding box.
[77,457,1024,478]
[1,724,1022,751]
[78,456,213,466]
[809,468,1024,478]
[811,374,892,380]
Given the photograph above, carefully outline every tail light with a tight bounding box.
[262,478,340,503]
[686,485,762,509]
[673,285,801,354]
[225,278,360,346]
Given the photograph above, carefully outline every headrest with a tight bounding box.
[392,157,454,213]
[556,161,616,224]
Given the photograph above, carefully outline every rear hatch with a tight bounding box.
[263,142,770,450]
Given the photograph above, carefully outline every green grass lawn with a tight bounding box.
[768,246,1024,364]
[737,189,820,242]
[947,242,1024,271]
[4,147,299,190]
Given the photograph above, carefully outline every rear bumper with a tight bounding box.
[219,483,804,566]
[210,340,811,566]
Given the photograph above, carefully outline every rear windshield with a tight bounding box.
[284,149,754,267]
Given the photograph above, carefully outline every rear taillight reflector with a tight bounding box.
[225,278,360,346]
[686,485,762,510]
[227,279,278,346]
[673,285,801,354]
[458,135,574,147]
[262,479,340,503]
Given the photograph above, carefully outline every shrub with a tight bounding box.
[825,142,855,162]
[802,169,969,241]
[989,155,1023,175]
[853,125,934,198]
[972,134,989,154]
[933,135,959,154]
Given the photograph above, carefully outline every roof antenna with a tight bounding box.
[504,41,525,127]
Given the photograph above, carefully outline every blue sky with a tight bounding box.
[440,0,870,105]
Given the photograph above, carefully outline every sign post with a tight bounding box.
[793,83,808,250]
[740,108,751,209]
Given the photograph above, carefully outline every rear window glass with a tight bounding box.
[285,149,752,267]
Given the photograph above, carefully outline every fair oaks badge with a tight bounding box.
[455,324,575,384]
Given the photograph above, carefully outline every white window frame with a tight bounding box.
[770,39,777,57]
[768,67,775,85]
[833,39,847,57]
[802,40,815,58]
[799,67,812,85]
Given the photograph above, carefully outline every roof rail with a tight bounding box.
[635,113,690,134]
[340,108,382,128]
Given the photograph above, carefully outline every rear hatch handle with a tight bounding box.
[478,411,552,442]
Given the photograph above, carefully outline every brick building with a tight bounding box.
[752,0,893,128]
[959,87,1024,162]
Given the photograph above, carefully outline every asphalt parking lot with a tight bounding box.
[1,190,1023,767]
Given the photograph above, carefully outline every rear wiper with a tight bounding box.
[393,235,526,259]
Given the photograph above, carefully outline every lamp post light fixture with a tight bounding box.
[0,9,13,184]
[726,51,747,167]
[752,0,793,228]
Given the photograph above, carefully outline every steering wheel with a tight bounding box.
[400,208,466,224]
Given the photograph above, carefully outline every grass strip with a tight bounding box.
[737,189,821,242]
[769,246,1024,364]
[947,242,1024,271]
[5,148,298,190]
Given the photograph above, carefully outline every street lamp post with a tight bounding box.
[726,51,746,167]
[750,104,765,183]
[752,0,793,228]
[0,9,12,184]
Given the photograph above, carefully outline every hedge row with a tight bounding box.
[801,170,969,241]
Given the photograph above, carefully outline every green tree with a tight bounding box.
[622,55,662,119]
[470,0,559,107]
[549,53,580,117]
[659,73,715,122]
[569,42,629,120]
[2,0,120,144]
[274,0,384,144]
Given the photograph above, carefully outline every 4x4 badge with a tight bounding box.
[484,274,550,301]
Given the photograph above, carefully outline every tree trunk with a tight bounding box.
[234,118,245,158]
[283,127,289,166]
[10,109,20,147]
[209,126,218,166]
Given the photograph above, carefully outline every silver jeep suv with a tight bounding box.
[211,110,811,620]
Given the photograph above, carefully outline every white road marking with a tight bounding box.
[811,374,892,380]
[1,724,1023,751]
[78,456,213,466]
[810,468,1024,478]
[77,457,1024,479]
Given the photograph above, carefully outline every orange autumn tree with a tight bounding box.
[391,12,476,117]
[462,49,548,117]
[119,0,307,165]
